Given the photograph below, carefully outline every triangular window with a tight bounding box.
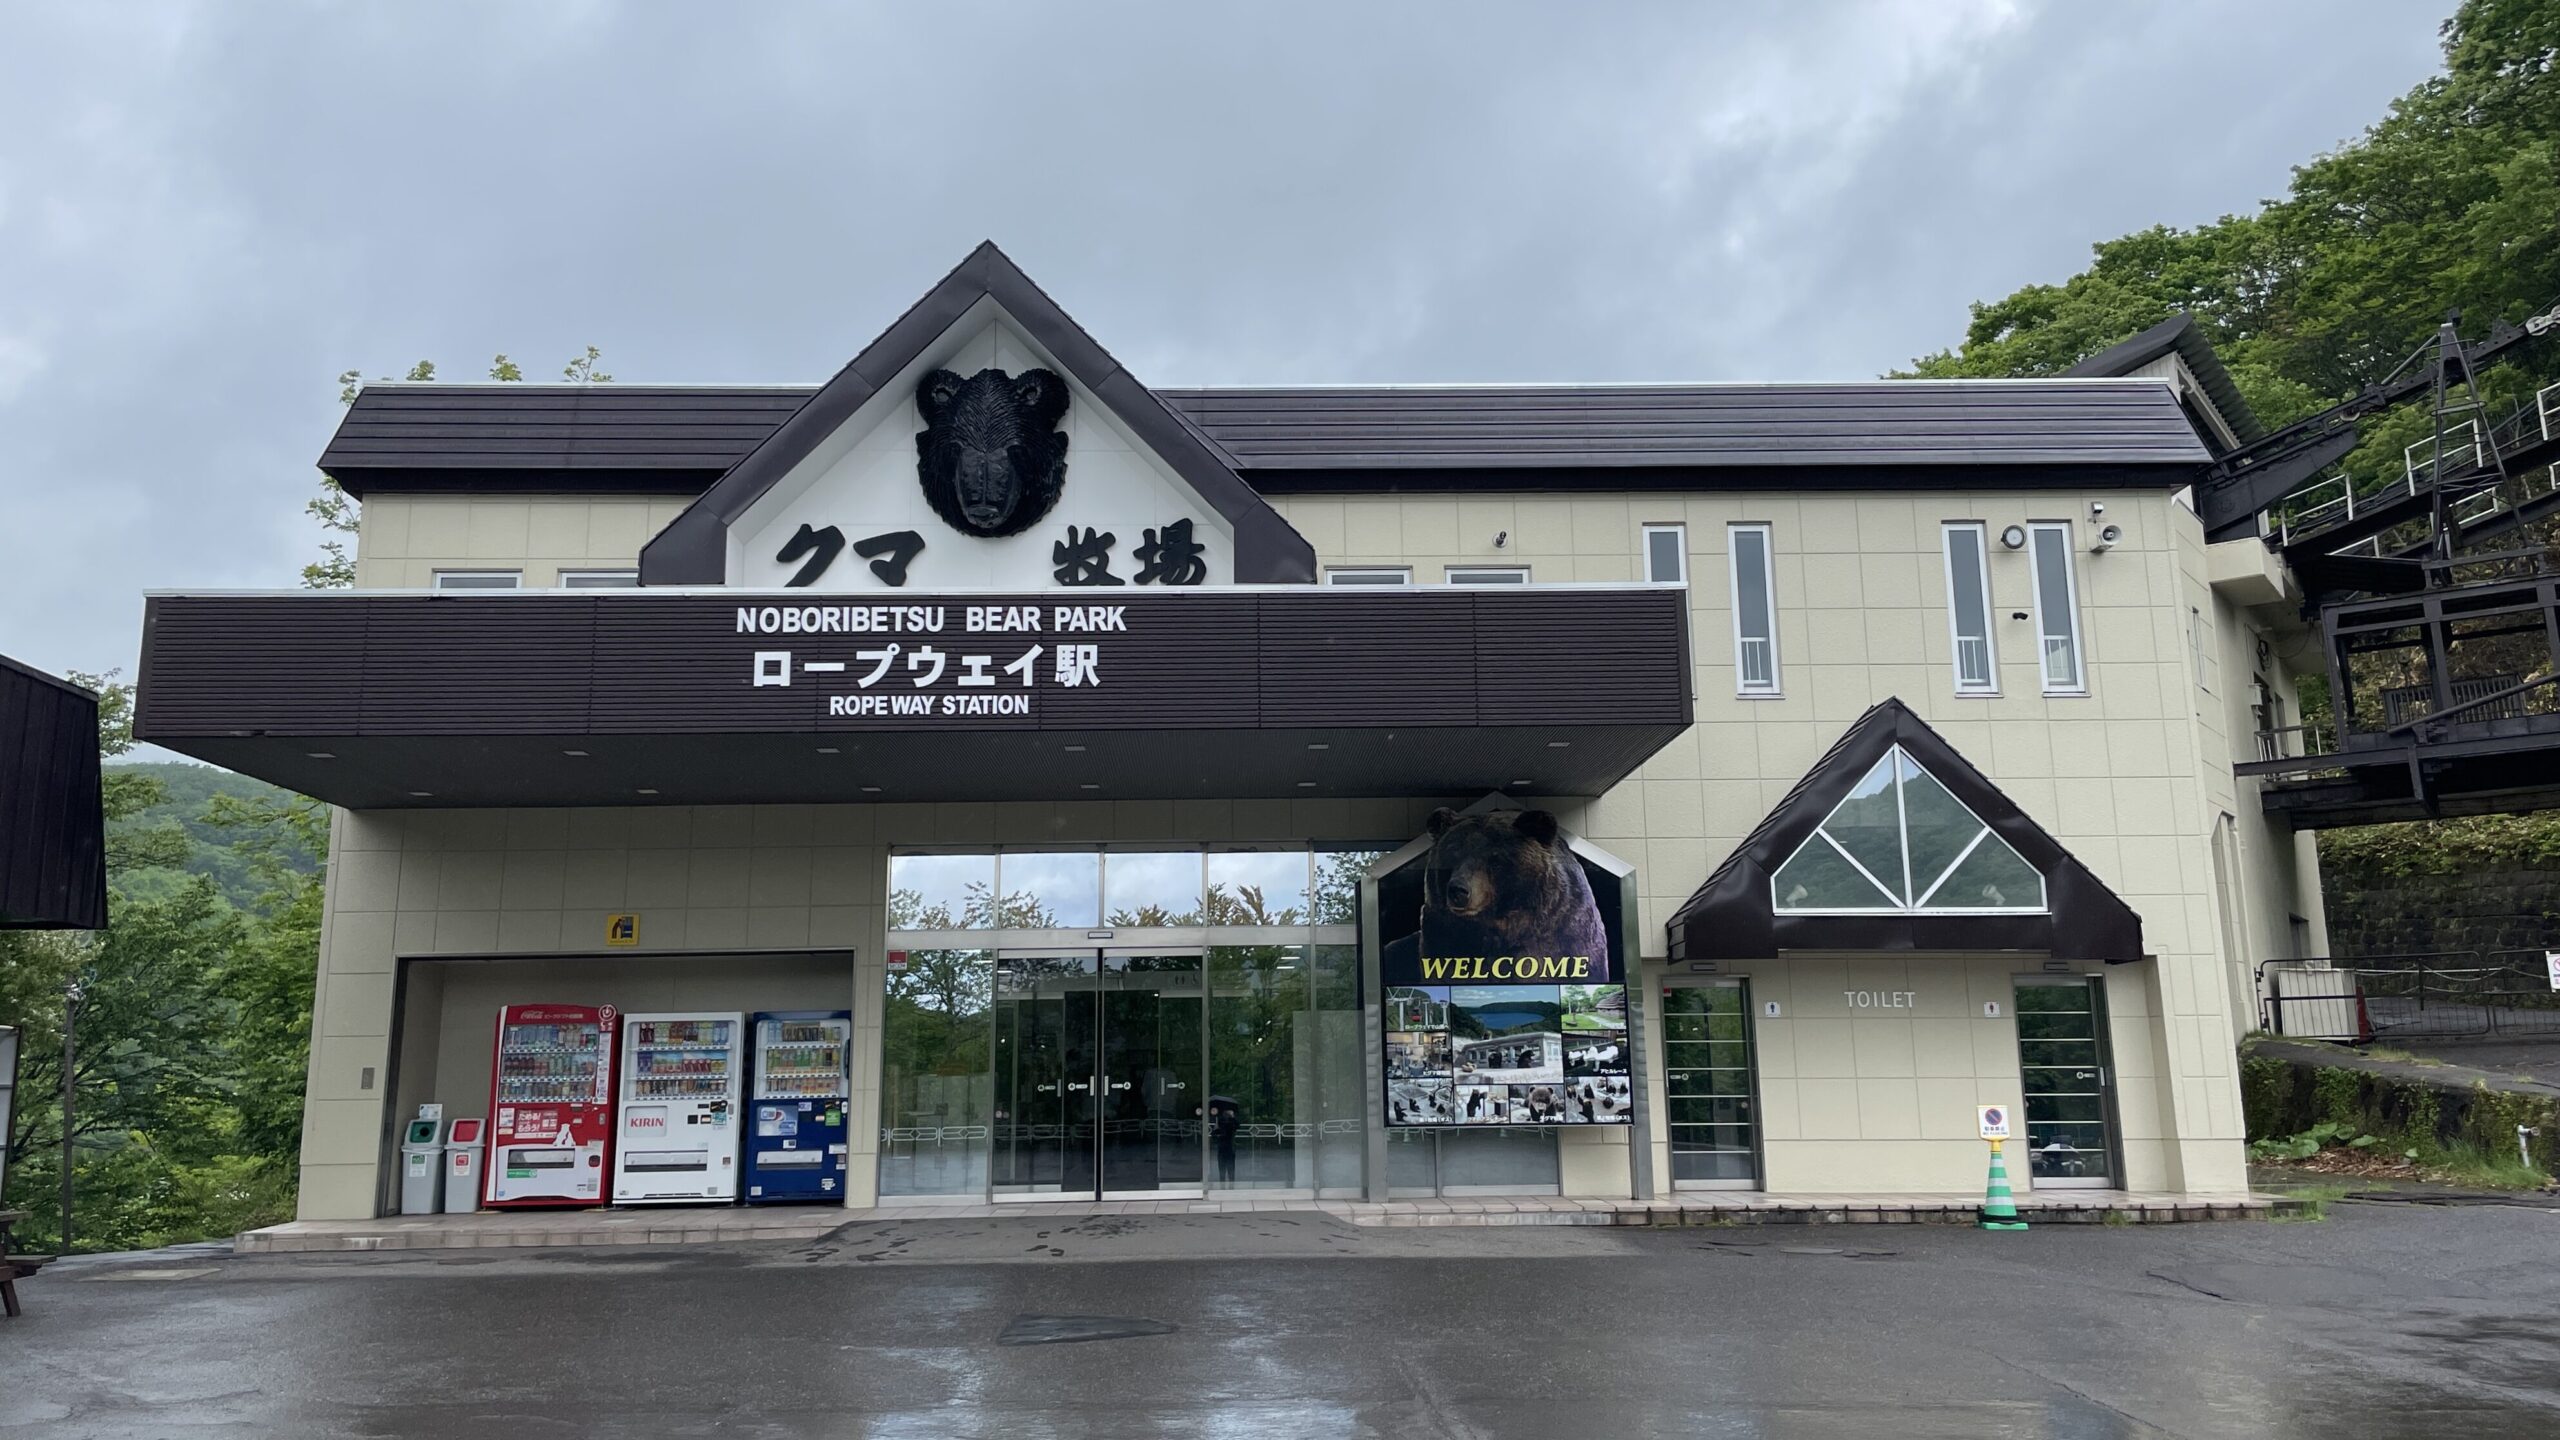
[1770,748,2047,913]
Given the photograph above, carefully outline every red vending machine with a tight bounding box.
[483,1003,618,1209]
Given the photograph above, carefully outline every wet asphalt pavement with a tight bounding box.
[7,1200,2560,1438]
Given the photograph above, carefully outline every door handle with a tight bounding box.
[1108,1080,1133,1092]
[1036,1083,1058,1094]
[1066,1081,1090,1093]
[1163,1081,1186,1091]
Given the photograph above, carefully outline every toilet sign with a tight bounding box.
[1978,1105,2012,1141]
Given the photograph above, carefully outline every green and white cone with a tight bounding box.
[1980,1141,2028,1231]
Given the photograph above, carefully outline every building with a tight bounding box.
[132,242,2318,1215]
[1,655,108,933]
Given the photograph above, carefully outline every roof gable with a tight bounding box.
[637,241,1314,586]
[1667,698,2142,962]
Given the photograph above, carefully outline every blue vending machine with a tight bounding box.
[744,1010,852,1204]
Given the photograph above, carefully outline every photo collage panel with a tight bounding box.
[1383,983,1632,1127]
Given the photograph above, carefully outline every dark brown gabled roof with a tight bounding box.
[2062,312,2264,447]
[1666,698,2142,963]
[634,241,1318,585]
[323,375,2210,500]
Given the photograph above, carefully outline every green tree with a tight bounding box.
[1907,0,2560,478]
[303,349,613,589]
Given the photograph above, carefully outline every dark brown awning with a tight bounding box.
[1666,698,2142,963]
[135,587,1691,808]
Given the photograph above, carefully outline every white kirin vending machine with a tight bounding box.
[612,1012,745,1204]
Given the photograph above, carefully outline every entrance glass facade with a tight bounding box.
[878,846,1382,1199]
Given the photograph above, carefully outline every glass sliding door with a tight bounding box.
[2013,977,2117,1188]
[990,951,1209,1201]
[991,955,1101,1198]
[1099,954,1206,1197]
[1661,980,1759,1188]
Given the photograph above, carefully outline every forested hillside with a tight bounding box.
[104,761,318,907]
[1912,0,2560,930]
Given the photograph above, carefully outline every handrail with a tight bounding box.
[2385,670,2558,737]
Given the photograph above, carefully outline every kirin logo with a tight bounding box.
[915,367,1069,538]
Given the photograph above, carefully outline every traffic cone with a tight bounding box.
[1980,1140,2029,1231]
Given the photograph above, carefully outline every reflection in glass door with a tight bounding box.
[1100,955,1205,1196]
[2013,977,2116,1188]
[990,952,1205,1200]
[1662,980,1758,1188]
[991,955,1099,1197]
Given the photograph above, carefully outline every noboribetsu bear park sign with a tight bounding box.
[728,319,1234,592]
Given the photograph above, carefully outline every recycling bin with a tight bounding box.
[399,1115,443,1215]
[444,1117,486,1214]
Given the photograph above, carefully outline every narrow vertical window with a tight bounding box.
[2027,522,2085,693]
[1941,523,1996,695]
[1643,523,1687,585]
[1728,523,1779,695]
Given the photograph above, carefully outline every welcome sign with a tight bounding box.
[1379,808,1632,1128]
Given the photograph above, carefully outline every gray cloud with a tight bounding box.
[0,1,2440,683]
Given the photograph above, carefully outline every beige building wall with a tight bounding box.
[299,469,2296,1215]
[349,492,682,588]
[1270,485,2287,1195]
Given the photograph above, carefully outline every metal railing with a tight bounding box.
[2259,952,2560,1043]
[2406,419,2484,488]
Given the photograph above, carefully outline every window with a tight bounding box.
[1643,524,1687,585]
[1727,523,1778,695]
[1770,747,2046,913]
[1325,567,1412,586]
[1445,565,1529,585]
[560,569,639,588]
[432,570,521,591]
[2026,522,2085,693]
[1941,523,1996,695]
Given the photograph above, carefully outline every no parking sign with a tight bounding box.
[1978,1105,2012,1141]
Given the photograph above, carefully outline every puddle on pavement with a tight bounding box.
[996,1313,1180,1346]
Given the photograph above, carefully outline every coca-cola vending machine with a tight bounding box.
[483,1003,617,1208]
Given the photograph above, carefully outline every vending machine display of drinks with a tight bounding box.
[483,1003,617,1209]
[744,1010,852,1204]
[612,1012,746,1205]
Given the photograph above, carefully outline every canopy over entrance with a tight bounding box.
[1667,699,2140,962]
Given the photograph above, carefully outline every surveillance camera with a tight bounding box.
[2091,524,2122,553]
[2089,501,2106,517]
[1493,530,1509,549]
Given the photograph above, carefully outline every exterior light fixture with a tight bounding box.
[859,785,881,794]
[1546,741,1570,749]
[306,751,335,760]
[561,749,588,757]
[1307,742,1330,751]
[1080,783,1101,791]
[1509,779,1534,786]
[635,788,658,796]
[408,790,433,798]
[1297,781,1317,788]
[816,747,840,755]
[1062,744,1087,753]
[2000,525,2028,550]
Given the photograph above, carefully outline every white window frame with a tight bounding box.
[1939,522,1998,696]
[2025,521,2087,695]
[1642,523,1688,586]
[1324,567,1413,586]
[432,569,523,591]
[559,569,640,589]
[1726,523,1780,697]
[1444,565,1530,585]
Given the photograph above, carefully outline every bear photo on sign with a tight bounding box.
[1418,808,1609,973]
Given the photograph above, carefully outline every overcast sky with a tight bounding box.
[0,2,2445,686]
